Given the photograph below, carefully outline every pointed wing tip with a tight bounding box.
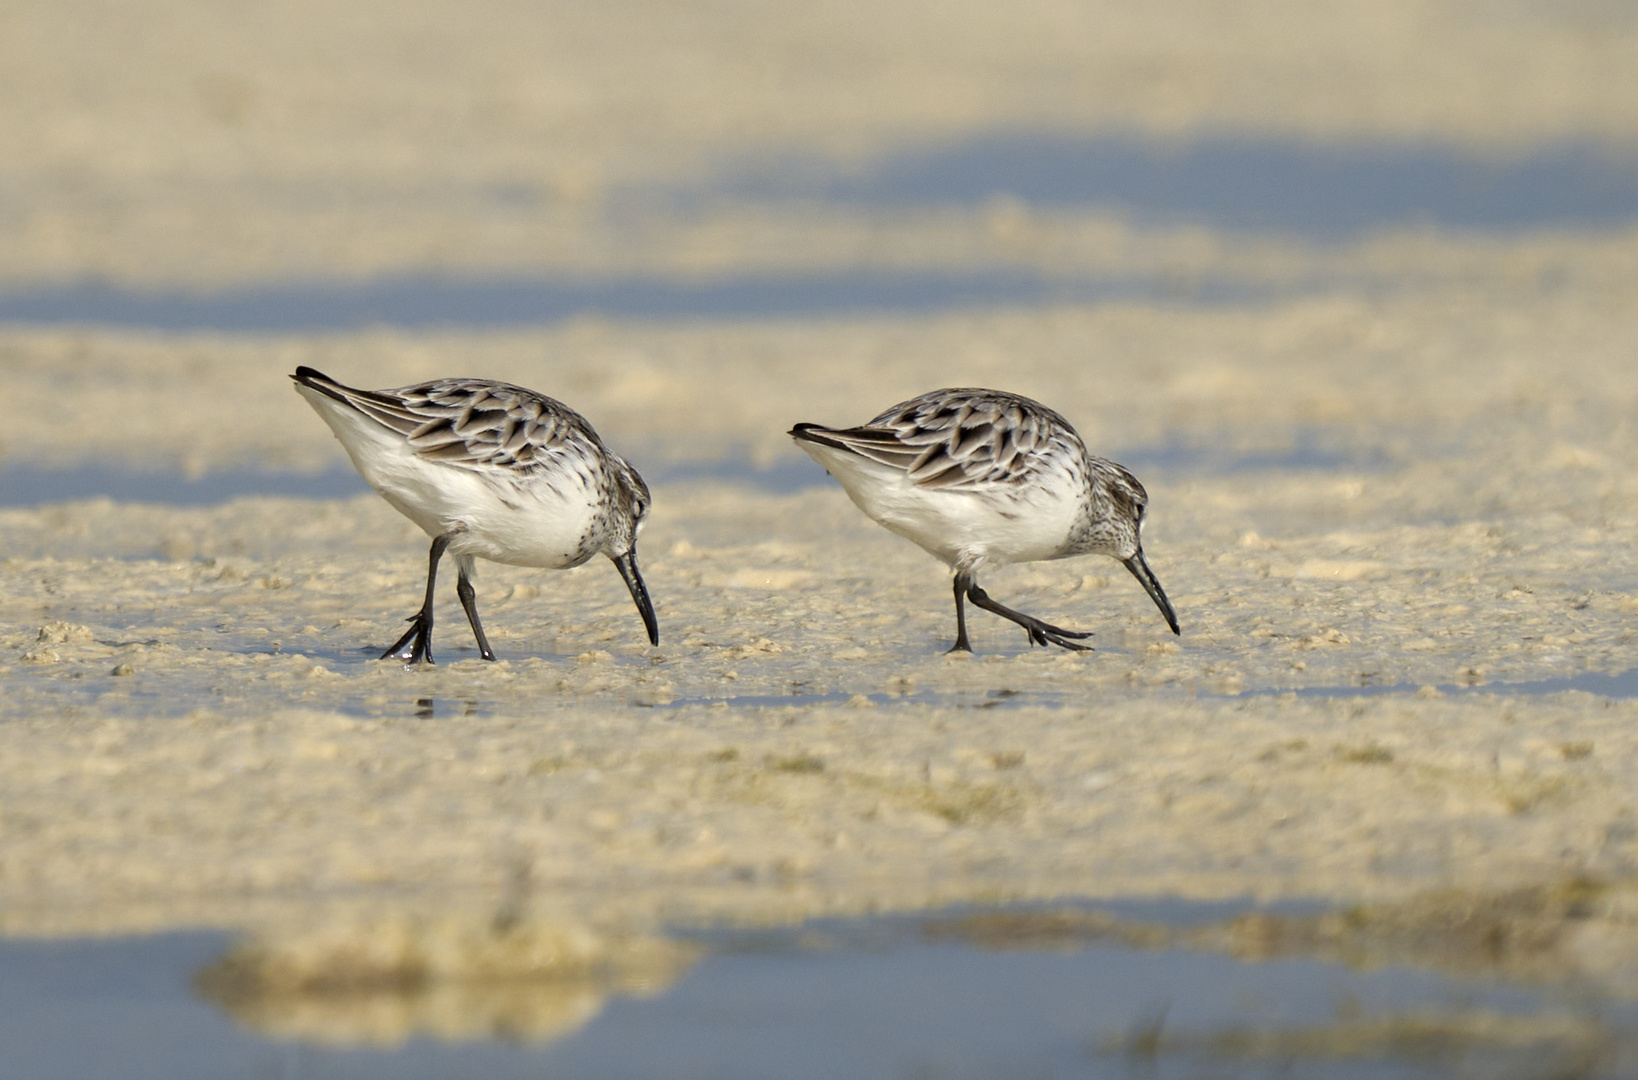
[789,423,848,451]
[290,366,359,410]
[291,367,344,397]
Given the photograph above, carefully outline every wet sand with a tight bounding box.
[3,274,1638,950]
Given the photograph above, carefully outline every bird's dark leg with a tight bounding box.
[383,533,451,664]
[455,563,497,661]
[948,572,973,653]
[965,579,1094,652]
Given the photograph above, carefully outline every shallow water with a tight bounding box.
[9,135,1633,334]
[692,134,1638,237]
[1252,668,1638,702]
[0,464,370,508]
[0,269,1278,332]
[0,459,828,510]
[0,430,1386,508]
[17,646,1635,726]
[6,899,1631,1080]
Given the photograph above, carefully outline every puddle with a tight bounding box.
[1244,668,1638,702]
[5,895,1633,1079]
[0,270,1278,332]
[696,133,1638,238]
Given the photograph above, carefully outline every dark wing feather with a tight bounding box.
[293,367,604,472]
[792,388,1083,492]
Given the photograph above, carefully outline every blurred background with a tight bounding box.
[3,0,1636,307]
[2,0,1636,486]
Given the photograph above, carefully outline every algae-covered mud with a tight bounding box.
[3,0,1638,1072]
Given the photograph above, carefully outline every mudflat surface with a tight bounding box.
[2,3,1638,1054]
[4,281,1638,945]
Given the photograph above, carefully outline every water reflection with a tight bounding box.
[197,913,696,1047]
[5,885,1636,1078]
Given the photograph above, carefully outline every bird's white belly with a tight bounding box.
[807,447,1077,568]
[382,458,600,569]
[310,395,599,569]
[447,479,601,569]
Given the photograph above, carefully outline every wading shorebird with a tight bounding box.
[292,366,658,664]
[790,387,1179,652]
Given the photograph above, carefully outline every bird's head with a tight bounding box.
[1095,463,1180,637]
[605,459,658,646]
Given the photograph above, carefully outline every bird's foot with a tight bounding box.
[1019,618,1093,652]
[382,613,434,665]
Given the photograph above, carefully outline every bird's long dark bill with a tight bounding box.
[614,550,660,646]
[1124,551,1180,636]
